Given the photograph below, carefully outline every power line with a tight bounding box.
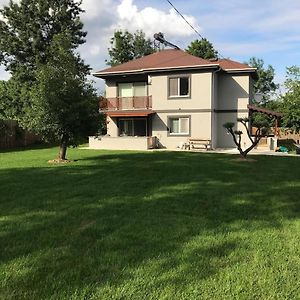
[166,0,205,40]
[165,0,225,58]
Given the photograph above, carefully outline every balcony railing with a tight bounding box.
[100,96,152,111]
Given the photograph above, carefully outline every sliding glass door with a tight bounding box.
[118,83,147,97]
[119,118,147,137]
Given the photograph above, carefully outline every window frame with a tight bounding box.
[167,115,191,137]
[168,75,191,99]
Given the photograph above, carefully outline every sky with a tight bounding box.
[0,0,300,93]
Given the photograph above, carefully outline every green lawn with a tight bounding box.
[0,147,299,300]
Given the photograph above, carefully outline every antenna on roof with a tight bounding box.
[153,32,180,50]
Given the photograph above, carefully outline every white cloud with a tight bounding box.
[80,0,112,20]
[115,0,200,38]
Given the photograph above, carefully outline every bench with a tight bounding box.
[188,138,212,151]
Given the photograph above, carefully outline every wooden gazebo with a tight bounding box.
[247,104,284,137]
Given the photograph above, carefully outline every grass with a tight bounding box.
[0,146,299,300]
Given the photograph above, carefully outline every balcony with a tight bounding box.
[100,96,152,111]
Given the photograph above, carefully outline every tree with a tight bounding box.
[186,38,218,59]
[250,100,283,129]
[0,80,25,120]
[247,57,278,103]
[106,30,154,66]
[23,35,99,160]
[223,118,269,159]
[0,0,100,160]
[0,0,86,79]
[0,81,8,120]
[281,66,300,132]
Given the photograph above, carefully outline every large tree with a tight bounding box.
[0,0,86,78]
[0,0,99,160]
[106,29,155,66]
[281,66,300,132]
[186,38,218,59]
[247,57,278,103]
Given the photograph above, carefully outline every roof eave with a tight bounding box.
[92,64,219,78]
[223,68,258,79]
[223,68,257,73]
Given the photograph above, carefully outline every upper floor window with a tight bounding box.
[169,76,190,98]
[118,82,147,97]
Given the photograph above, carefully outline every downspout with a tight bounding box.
[211,67,221,149]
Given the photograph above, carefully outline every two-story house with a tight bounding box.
[90,49,256,150]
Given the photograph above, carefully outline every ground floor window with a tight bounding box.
[119,118,147,136]
[168,116,190,136]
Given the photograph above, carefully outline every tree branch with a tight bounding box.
[241,119,254,143]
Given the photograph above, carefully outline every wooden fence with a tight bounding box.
[0,120,41,149]
[278,130,300,144]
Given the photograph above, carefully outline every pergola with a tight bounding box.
[247,104,284,137]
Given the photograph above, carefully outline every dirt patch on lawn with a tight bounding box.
[232,158,257,162]
[48,159,76,164]
[79,220,96,231]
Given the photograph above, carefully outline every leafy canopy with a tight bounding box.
[106,30,155,66]
[247,57,278,103]
[281,66,300,132]
[186,38,218,59]
[0,0,86,79]
[0,79,26,120]
[0,0,100,159]
[20,34,99,146]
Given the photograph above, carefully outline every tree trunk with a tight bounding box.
[58,136,68,160]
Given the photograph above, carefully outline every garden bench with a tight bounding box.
[188,138,212,150]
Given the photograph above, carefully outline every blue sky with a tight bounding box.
[1,0,300,93]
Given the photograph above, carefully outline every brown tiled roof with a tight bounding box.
[94,49,256,77]
[217,58,254,71]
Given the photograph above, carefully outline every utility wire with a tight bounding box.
[165,0,225,59]
[166,0,205,40]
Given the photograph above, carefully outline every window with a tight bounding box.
[169,117,190,135]
[118,83,133,97]
[169,76,190,98]
[118,82,147,97]
[134,83,147,97]
[119,118,147,136]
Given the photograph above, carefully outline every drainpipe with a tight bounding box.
[211,67,221,149]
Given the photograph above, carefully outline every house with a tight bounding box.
[90,49,257,150]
